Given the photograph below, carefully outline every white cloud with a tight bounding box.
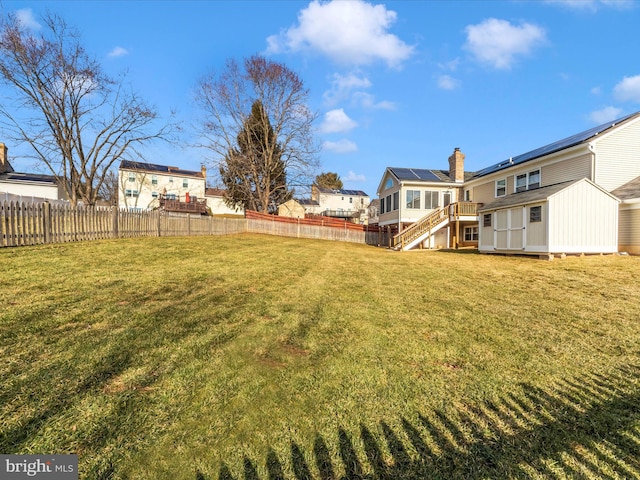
[108,46,129,58]
[319,109,358,133]
[545,0,634,11]
[323,72,372,105]
[590,86,602,95]
[438,58,460,72]
[15,8,40,30]
[323,139,358,153]
[589,106,623,123]
[437,75,460,90]
[352,92,396,110]
[464,18,547,70]
[266,0,414,67]
[613,75,640,102]
[344,171,366,182]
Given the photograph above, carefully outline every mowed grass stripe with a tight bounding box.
[1,234,639,479]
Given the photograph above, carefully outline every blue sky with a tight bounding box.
[3,0,640,199]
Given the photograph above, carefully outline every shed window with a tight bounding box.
[530,205,542,223]
[406,190,420,209]
[496,179,506,197]
[424,191,439,209]
[483,213,492,227]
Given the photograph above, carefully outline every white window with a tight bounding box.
[183,178,188,188]
[516,170,540,193]
[128,172,135,182]
[464,226,478,241]
[406,190,420,209]
[483,213,492,227]
[125,189,139,198]
[424,191,439,209]
[169,176,174,183]
[151,191,158,198]
[349,197,353,203]
[465,189,471,201]
[496,179,506,197]
[152,175,158,185]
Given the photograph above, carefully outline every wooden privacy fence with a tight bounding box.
[1,201,391,248]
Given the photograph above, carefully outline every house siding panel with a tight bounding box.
[541,153,592,187]
[472,181,495,205]
[619,204,640,254]
[594,118,640,191]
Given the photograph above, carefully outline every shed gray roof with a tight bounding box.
[478,180,577,212]
[611,175,640,201]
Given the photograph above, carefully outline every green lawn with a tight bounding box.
[1,235,639,479]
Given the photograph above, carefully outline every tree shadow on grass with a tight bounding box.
[211,364,640,479]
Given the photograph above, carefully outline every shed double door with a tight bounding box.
[495,207,525,250]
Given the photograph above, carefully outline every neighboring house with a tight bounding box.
[385,111,640,255]
[367,199,380,225]
[205,188,245,216]
[310,185,370,224]
[0,143,68,203]
[118,161,206,213]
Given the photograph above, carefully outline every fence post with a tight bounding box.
[187,214,191,236]
[112,207,119,239]
[43,201,51,244]
[157,211,161,237]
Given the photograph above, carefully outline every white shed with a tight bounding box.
[478,178,619,256]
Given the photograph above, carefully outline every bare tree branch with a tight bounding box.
[0,11,179,205]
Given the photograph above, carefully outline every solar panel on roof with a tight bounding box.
[415,170,442,182]
[473,111,639,179]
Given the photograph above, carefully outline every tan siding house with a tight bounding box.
[383,110,640,255]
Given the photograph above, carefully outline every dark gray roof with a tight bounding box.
[316,187,368,196]
[473,111,640,179]
[0,171,57,184]
[298,199,319,206]
[612,176,640,201]
[478,180,578,212]
[389,167,476,183]
[120,160,204,178]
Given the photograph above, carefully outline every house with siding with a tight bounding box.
[118,161,207,214]
[385,111,640,255]
[0,143,68,203]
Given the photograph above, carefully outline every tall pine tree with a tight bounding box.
[220,100,291,212]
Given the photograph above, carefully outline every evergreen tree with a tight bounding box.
[315,172,343,190]
[220,100,292,212]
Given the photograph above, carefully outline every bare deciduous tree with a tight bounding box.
[0,12,177,205]
[194,55,319,213]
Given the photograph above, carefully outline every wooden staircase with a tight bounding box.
[393,206,450,251]
[392,202,479,251]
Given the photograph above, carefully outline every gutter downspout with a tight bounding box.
[588,142,596,183]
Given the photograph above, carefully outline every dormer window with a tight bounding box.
[516,169,540,193]
[496,179,506,197]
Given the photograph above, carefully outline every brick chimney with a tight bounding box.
[448,147,465,183]
[0,143,11,174]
